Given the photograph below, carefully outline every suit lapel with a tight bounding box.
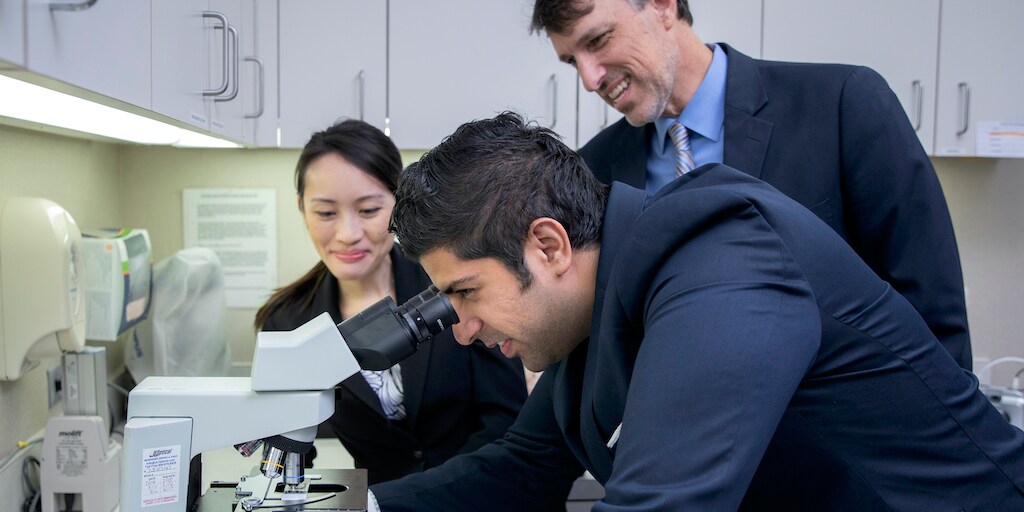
[721,44,772,180]
[392,248,430,428]
[609,124,653,188]
[310,275,385,415]
[552,342,594,473]
[578,184,648,482]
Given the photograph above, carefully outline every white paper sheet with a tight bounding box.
[977,121,1024,158]
[183,189,277,308]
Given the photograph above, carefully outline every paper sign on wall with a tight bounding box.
[977,121,1024,158]
[183,189,277,308]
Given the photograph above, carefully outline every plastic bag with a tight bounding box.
[126,247,231,381]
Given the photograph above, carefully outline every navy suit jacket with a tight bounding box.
[262,247,526,484]
[579,44,971,370]
[373,165,1024,511]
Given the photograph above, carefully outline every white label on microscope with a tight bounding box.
[141,445,181,507]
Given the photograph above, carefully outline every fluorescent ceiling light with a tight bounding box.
[0,74,241,148]
[173,130,241,148]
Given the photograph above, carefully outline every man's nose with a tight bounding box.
[576,55,604,93]
[451,317,481,346]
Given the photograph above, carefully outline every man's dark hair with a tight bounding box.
[531,0,693,35]
[389,112,608,289]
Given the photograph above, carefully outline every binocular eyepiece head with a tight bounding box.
[339,285,459,371]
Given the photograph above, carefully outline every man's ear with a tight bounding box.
[651,0,676,27]
[296,194,304,212]
[526,217,573,275]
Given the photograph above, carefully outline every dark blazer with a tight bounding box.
[372,165,1024,511]
[579,44,971,370]
[262,247,527,484]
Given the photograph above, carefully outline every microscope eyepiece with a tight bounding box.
[399,284,459,339]
[339,285,459,371]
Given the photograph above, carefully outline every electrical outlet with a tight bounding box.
[47,364,63,408]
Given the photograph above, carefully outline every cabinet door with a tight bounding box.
[152,0,211,130]
[762,0,939,154]
[578,0,762,147]
[935,0,1024,157]
[278,0,386,149]
[26,0,151,108]
[241,0,278,147]
[208,0,245,141]
[0,0,24,68]
[390,0,576,149]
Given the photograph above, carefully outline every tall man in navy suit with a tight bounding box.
[368,112,1024,511]
[532,0,971,370]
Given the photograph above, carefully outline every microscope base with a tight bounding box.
[196,468,367,511]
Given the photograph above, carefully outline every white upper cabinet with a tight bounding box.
[241,0,278,147]
[934,0,1024,157]
[277,0,387,149]
[208,0,245,142]
[389,0,576,149]
[762,0,939,154]
[26,0,151,109]
[0,0,25,68]
[151,0,247,139]
[578,0,763,148]
[240,0,278,147]
[152,0,214,131]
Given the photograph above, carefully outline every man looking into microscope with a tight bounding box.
[366,112,1024,511]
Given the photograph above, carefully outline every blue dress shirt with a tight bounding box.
[646,44,728,194]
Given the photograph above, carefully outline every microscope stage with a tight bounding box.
[197,468,368,511]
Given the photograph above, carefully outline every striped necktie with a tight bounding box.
[668,121,696,177]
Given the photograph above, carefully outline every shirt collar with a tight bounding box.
[654,43,728,145]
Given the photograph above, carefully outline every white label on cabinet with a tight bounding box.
[977,121,1024,158]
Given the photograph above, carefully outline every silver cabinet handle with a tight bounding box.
[215,25,240,102]
[50,0,97,12]
[956,82,970,136]
[202,12,229,97]
[358,70,366,121]
[244,57,265,119]
[600,103,609,129]
[911,80,923,132]
[548,74,558,129]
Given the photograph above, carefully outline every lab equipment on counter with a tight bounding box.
[81,228,152,342]
[126,248,229,382]
[121,285,458,511]
[0,198,120,510]
[40,346,121,512]
[978,357,1024,431]
[0,197,86,381]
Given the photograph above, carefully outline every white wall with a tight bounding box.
[117,145,426,363]
[119,146,308,364]
[934,158,1024,374]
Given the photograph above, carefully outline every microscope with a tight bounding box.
[120,286,458,511]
